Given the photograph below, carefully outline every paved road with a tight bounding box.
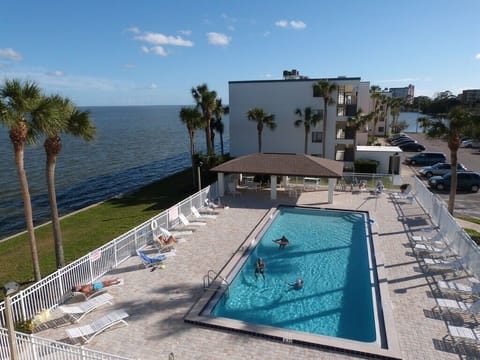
[401,133,480,220]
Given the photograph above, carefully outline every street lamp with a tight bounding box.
[3,281,20,360]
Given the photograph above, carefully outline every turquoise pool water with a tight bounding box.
[211,207,376,343]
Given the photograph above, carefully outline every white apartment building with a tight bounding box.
[229,75,372,164]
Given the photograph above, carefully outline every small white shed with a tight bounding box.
[355,146,403,174]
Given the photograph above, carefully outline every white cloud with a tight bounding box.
[178,29,192,36]
[149,83,158,89]
[125,26,140,34]
[475,53,480,60]
[275,20,306,30]
[141,46,150,53]
[290,20,306,29]
[0,48,23,61]
[227,25,235,31]
[207,32,231,46]
[46,70,64,77]
[135,32,193,47]
[150,46,168,56]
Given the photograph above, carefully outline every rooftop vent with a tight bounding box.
[283,69,301,80]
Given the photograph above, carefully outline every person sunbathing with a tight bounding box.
[158,235,177,247]
[72,278,121,296]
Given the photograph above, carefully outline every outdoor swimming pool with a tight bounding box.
[187,206,393,357]
[213,206,376,341]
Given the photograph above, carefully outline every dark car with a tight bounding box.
[399,142,425,152]
[391,137,415,145]
[387,133,408,143]
[428,171,480,192]
[405,152,446,166]
[419,163,468,178]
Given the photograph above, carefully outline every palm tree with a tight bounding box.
[247,107,276,152]
[369,85,382,142]
[0,79,46,281]
[390,98,404,134]
[191,84,218,154]
[420,107,476,214]
[211,98,225,156]
[294,107,321,154]
[180,106,204,185]
[313,80,336,157]
[43,95,96,269]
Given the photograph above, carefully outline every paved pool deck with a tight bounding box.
[36,185,476,359]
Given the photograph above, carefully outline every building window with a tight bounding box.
[312,131,323,143]
[378,127,384,133]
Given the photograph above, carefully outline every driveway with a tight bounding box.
[401,133,480,219]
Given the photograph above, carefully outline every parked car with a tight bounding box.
[460,139,480,148]
[392,137,416,146]
[404,152,447,166]
[419,163,468,178]
[398,142,425,152]
[428,171,480,192]
[387,133,408,143]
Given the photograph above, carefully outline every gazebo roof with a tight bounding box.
[210,153,344,178]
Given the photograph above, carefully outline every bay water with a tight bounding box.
[0,105,230,239]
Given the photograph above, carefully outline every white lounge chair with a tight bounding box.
[179,213,206,227]
[433,298,480,319]
[412,231,444,245]
[445,324,480,348]
[159,227,189,241]
[66,309,129,344]
[437,279,480,298]
[191,206,217,219]
[59,293,113,323]
[424,257,465,274]
[414,243,451,258]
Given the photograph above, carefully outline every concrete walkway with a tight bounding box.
[34,184,479,360]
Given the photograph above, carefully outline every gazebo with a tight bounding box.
[210,153,344,203]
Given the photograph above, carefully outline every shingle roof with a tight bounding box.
[210,153,343,178]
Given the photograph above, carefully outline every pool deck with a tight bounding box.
[36,184,475,359]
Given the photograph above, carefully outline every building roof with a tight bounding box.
[356,145,402,153]
[210,153,344,178]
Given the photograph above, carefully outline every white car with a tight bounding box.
[460,139,480,148]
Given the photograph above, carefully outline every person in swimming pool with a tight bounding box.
[71,278,121,296]
[272,235,289,249]
[254,257,265,280]
[288,278,304,290]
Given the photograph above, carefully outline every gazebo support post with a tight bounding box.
[218,173,225,197]
[328,178,336,204]
[270,175,277,200]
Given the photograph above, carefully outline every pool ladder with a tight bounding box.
[203,270,230,298]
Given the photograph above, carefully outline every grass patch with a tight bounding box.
[465,228,480,246]
[0,169,196,289]
[456,215,480,226]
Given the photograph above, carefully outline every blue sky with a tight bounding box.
[1,0,479,106]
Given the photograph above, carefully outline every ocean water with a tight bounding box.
[394,111,429,133]
[0,105,229,239]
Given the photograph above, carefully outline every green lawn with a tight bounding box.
[0,169,196,290]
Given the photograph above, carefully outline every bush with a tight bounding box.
[354,159,379,173]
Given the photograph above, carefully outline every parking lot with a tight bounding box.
[401,133,480,219]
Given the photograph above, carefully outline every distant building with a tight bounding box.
[228,73,372,167]
[388,84,414,103]
[461,89,480,104]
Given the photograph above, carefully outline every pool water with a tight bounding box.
[212,207,376,343]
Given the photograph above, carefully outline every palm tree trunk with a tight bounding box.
[304,130,308,154]
[448,148,458,214]
[206,115,213,154]
[46,153,64,268]
[322,99,327,157]
[220,133,224,156]
[189,132,196,186]
[258,130,262,152]
[15,147,42,281]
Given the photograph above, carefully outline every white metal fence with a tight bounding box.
[0,183,218,359]
[413,177,480,277]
